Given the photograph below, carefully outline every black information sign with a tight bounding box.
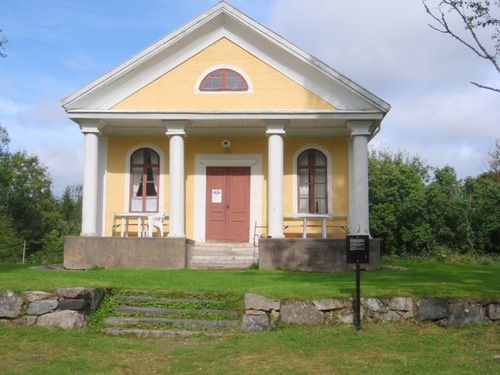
[346,235,369,264]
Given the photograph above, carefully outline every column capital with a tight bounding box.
[79,119,101,134]
[164,120,188,137]
[265,120,287,136]
[347,120,373,137]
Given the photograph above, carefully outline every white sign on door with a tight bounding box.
[212,189,222,203]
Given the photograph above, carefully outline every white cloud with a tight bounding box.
[29,141,83,196]
[16,98,69,126]
[268,0,500,179]
[0,96,25,116]
[64,51,105,73]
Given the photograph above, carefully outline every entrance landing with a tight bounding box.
[190,242,257,270]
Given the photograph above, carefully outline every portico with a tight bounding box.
[62,2,389,271]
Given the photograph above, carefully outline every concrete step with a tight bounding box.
[112,305,240,318]
[99,292,242,338]
[115,295,216,304]
[104,327,227,338]
[103,316,240,329]
[190,242,258,270]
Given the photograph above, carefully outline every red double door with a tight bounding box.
[205,167,250,241]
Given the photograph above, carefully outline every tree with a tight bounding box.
[369,145,500,257]
[0,125,9,155]
[479,137,500,182]
[0,29,7,58]
[0,126,58,258]
[423,0,500,93]
[0,207,24,263]
[0,150,58,255]
[461,176,500,253]
[368,147,432,255]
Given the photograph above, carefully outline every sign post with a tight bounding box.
[346,235,369,330]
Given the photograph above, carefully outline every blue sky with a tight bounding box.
[1,0,499,194]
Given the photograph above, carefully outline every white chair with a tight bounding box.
[148,210,167,237]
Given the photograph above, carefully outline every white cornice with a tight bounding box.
[66,109,385,121]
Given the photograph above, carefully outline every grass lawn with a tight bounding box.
[0,262,499,299]
[1,262,499,374]
[0,322,499,374]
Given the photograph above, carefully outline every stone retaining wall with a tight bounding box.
[241,293,500,333]
[2,289,498,333]
[0,288,105,329]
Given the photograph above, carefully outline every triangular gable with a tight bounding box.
[112,38,336,111]
[61,1,390,114]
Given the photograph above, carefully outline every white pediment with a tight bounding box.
[61,1,390,114]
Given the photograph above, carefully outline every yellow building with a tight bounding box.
[61,2,390,271]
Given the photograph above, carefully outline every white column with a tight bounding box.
[80,121,100,236]
[165,121,187,238]
[347,121,372,236]
[266,121,287,238]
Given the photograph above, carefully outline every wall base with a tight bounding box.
[64,237,188,270]
[259,238,380,272]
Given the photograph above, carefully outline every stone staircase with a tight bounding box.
[189,242,258,270]
[96,291,242,338]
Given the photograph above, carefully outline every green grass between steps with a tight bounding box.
[0,262,499,299]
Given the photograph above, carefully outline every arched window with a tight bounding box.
[297,149,327,213]
[130,148,159,212]
[199,69,248,91]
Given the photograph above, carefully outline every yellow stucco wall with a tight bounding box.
[105,137,349,239]
[106,138,170,237]
[112,38,336,111]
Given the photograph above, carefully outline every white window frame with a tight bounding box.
[292,144,333,214]
[194,64,254,94]
[124,143,165,212]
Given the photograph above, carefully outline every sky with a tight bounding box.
[1,0,498,195]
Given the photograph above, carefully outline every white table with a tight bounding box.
[113,212,156,237]
[284,213,333,238]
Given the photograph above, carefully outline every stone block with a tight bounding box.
[416,298,448,321]
[87,288,105,313]
[245,309,266,316]
[244,293,280,311]
[362,297,387,312]
[59,299,88,311]
[447,304,486,327]
[23,291,53,303]
[26,298,58,315]
[0,291,23,318]
[313,298,345,311]
[388,297,413,312]
[14,315,38,325]
[37,310,89,330]
[337,309,365,324]
[337,310,354,324]
[241,314,270,333]
[281,301,323,325]
[486,304,500,320]
[383,310,403,323]
[55,287,89,299]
